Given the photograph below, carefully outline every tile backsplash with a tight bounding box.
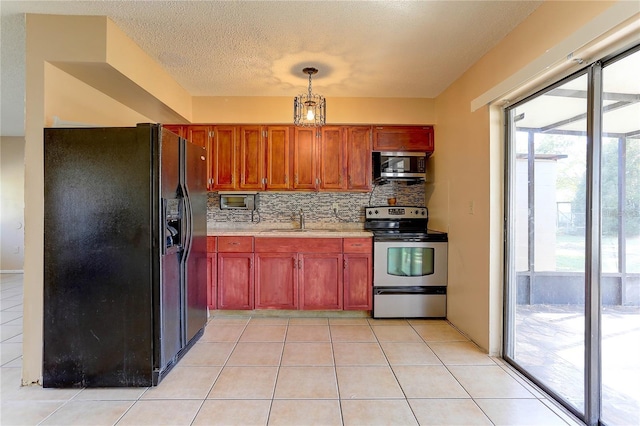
[207,181,425,228]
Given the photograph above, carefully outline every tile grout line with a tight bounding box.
[327,319,346,426]
[407,321,491,426]
[192,315,248,425]
[373,320,426,426]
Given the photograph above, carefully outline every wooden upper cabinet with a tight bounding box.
[345,126,372,191]
[319,126,345,190]
[372,126,434,152]
[238,126,264,190]
[265,126,291,190]
[168,123,430,192]
[165,125,214,188]
[293,127,318,190]
[163,125,188,139]
[187,125,212,149]
[212,126,237,190]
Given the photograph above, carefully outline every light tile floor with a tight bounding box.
[1,274,582,425]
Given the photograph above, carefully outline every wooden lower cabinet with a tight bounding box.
[343,254,372,310]
[217,253,254,310]
[207,252,217,310]
[343,238,373,310]
[255,253,298,309]
[206,237,217,310]
[216,237,255,310]
[299,253,343,310]
[215,236,372,312]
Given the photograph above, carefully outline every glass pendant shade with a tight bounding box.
[294,67,326,127]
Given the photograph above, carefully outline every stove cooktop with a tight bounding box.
[364,206,447,241]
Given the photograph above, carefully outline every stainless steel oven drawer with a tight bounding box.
[373,287,446,318]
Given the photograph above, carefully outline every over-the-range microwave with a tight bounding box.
[219,192,257,210]
[373,151,427,182]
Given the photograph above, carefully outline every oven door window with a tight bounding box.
[387,247,435,276]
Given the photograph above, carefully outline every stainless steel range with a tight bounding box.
[364,206,448,318]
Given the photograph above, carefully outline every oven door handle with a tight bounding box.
[374,286,446,295]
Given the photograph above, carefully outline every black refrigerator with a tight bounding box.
[43,123,208,387]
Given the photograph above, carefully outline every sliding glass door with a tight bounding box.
[504,46,639,426]
[599,50,640,426]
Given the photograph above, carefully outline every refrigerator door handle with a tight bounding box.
[181,185,193,261]
[162,199,167,255]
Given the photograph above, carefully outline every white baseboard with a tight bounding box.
[0,270,24,274]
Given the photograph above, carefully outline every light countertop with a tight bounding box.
[207,224,372,238]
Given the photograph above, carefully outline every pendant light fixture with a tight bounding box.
[293,67,326,127]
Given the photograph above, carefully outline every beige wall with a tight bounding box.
[193,96,436,125]
[45,63,153,127]
[1,136,25,272]
[431,0,637,353]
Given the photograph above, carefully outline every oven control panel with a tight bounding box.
[365,206,427,219]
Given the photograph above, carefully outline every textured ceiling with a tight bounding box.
[0,0,542,136]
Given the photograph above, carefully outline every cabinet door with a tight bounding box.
[319,126,345,190]
[207,252,217,310]
[212,126,237,190]
[372,126,434,152]
[346,126,372,191]
[255,253,298,309]
[217,253,254,309]
[343,253,372,310]
[187,125,214,189]
[207,237,217,310]
[293,127,318,190]
[265,126,291,190]
[187,125,212,149]
[299,253,343,310]
[164,125,187,139]
[238,126,264,190]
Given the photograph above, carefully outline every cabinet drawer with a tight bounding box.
[343,238,372,253]
[255,237,342,253]
[218,236,254,252]
[207,236,217,253]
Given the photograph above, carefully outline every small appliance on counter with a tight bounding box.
[365,206,448,318]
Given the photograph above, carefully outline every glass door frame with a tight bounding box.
[503,44,640,426]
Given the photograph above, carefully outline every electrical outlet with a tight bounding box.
[332,203,339,212]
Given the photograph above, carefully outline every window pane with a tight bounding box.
[509,73,587,414]
[601,49,640,426]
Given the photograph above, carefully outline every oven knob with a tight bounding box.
[375,210,378,214]
[421,210,426,216]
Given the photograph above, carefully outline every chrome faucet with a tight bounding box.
[299,209,305,230]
